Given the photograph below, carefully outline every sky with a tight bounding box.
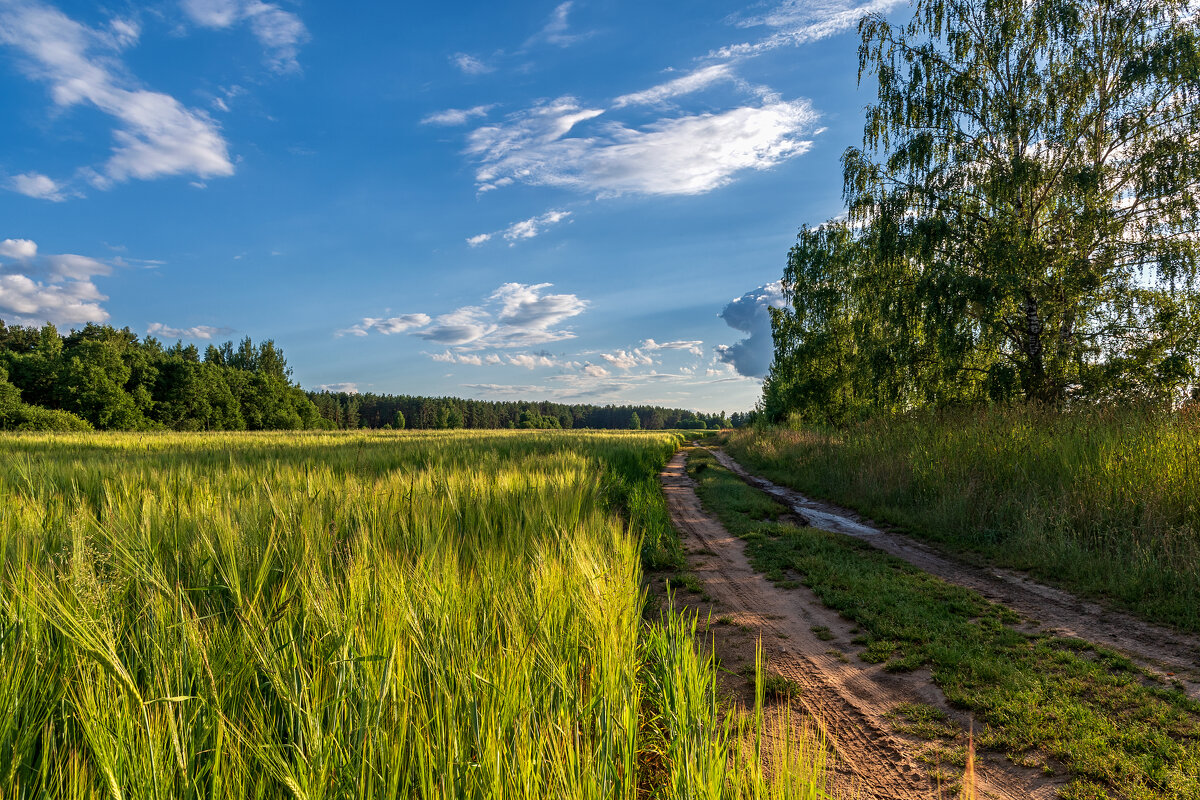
[0,0,906,414]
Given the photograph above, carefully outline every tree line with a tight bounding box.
[0,320,733,432]
[763,0,1200,424]
[307,391,732,431]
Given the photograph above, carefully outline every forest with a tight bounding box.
[0,321,728,432]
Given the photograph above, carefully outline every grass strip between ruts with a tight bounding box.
[687,446,1200,800]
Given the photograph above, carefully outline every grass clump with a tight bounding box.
[689,446,1200,800]
[724,406,1200,632]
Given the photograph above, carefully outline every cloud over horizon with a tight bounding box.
[716,282,787,378]
[0,237,112,326]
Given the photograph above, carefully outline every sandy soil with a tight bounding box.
[709,447,1200,698]
[661,450,1061,800]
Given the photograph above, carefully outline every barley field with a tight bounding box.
[0,430,825,799]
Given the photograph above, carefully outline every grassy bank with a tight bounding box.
[0,430,827,799]
[723,407,1200,632]
[688,446,1200,800]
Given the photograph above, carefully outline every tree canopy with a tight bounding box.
[765,0,1200,423]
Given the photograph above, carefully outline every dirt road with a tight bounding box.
[661,450,1056,800]
[709,447,1200,698]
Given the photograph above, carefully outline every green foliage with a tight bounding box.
[629,411,641,430]
[768,0,1200,419]
[0,430,828,798]
[0,321,320,431]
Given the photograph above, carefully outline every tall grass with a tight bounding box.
[725,406,1200,631]
[0,430,828,798]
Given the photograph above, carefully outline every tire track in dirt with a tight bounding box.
[661,450,1051,800]
[709,447,1200,698]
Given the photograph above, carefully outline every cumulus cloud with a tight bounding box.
[715,282,788,378]
[468,97,818,196]
[181,0,308,73]
[0,238,112,325]
[431,351,484,366]
[337,313,432,337]
[10,172,68,201]
[582,363,610,378]
[451,52,493,75]
[468,210,573,247]
[0,1,234,188]
[146,322,234,340]
[601,349,654,370]
[341,283,587,350]
[421,105,495,126]
[642,338,704,357]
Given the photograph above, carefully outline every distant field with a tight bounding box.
[0,430,824,798]
[725,407,1200,631]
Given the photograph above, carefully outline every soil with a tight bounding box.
[660,449,1063,800]
[708,446,1200,698]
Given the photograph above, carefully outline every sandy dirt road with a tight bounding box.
[661,450,1058,800]
[709,447,1200,698]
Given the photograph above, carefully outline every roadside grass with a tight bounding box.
[722,406,1200,632]
[0,430,831,799]
[688,447,1200,800]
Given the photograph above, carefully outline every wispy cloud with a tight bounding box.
[0,237,111,325]
[715,0,905,60]
[181,0,308,73]
[421,105,496,126]
[468,97,818,197]
[146,322,234,340]
[601,349,654,370]
[0,0,234,188]
[525,2,592,48]
[642,338,704,357]
[468,209,573,247]
[314,382,359,394]
[341,283,588,350]
[612,64,736,108]
[451,52,493,75]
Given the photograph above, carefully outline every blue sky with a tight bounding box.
[0,0,904,413]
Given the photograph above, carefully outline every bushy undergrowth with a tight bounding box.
[0,429,827,799]
[725,406,1200,631]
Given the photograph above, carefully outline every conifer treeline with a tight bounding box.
[0,321,732,431]
[307,391,735,431]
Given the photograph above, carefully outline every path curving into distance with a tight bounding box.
[660,450,1051,800]
[708,447,1200,699]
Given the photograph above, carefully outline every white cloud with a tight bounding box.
[642,338,704,356]
[0,239,38,260]
[508,353,559,369]
[469,209,573,247]
[526,2,591,48]
[146,322,233,340]
[716,0,905,59]
[10,171,67,201]
[0,1,234,187]
[337,313,432,337]
[468,97,818,197]
[0,238,114,326]
[451,52,493,75]
[601,349,654,370]
[422,105,495,126]
[344,283,588,350]
[314,382,359,394]
[181,0,308,73]
[582,363,610,378]
[716,282,788,378]
[485,353,503,365]
[612,64,736,108]
[431,351,484,366]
